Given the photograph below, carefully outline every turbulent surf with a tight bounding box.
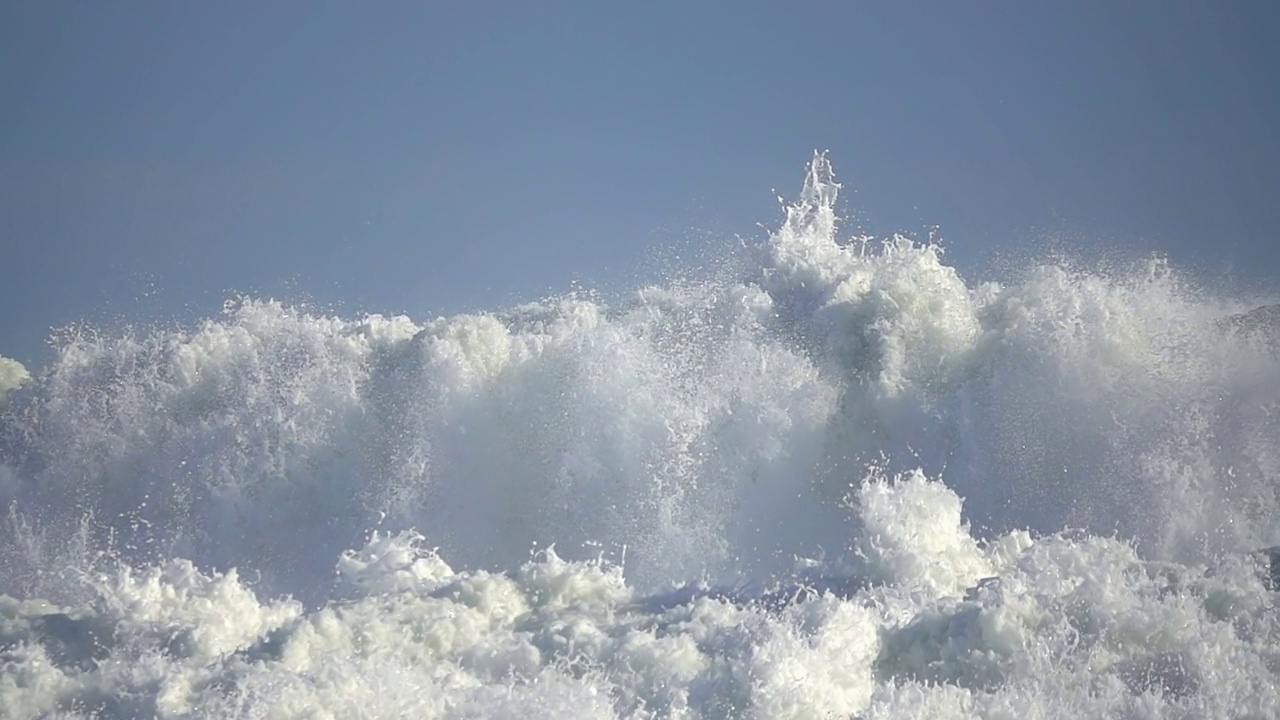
[1,154,1278,718]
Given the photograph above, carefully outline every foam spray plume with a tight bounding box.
[1,154,1278,717]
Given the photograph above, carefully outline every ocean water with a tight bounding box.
[1,155,1278,718]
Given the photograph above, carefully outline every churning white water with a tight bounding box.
[1,155,1278,718]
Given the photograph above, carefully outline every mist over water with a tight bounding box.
[2,155,1278,718]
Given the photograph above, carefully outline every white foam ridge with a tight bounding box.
[1,153,1278,717]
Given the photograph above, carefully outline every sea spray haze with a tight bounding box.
[1,155,1278,718]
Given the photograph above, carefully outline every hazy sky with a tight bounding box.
[3,1,1278,367]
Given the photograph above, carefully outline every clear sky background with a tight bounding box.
[2,1,1278,368]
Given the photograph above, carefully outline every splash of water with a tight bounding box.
[2,153,1278,717]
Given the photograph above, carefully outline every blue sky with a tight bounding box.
[2,1,1278,367]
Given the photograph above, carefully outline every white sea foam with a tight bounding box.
[0,356,28,405]
[1,154,1277,717]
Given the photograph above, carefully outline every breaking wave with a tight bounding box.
[2,154,1278,718]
